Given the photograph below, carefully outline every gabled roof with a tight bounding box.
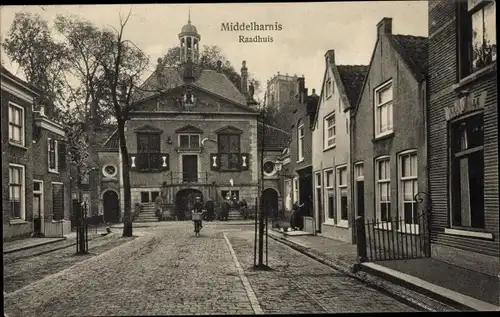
[1,65,43,96]
[215,125,243,134]
[175,125,204,133]
[311,55,368,129]
[132,66,248,107]
[257,122,291,150]
[99,129,119,152]
[336,65,369,108]
[390,35,428,82]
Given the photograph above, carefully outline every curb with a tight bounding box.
[3,237,66,255]
[267,233,459,312]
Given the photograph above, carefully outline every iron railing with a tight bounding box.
[360,192,431,262]
[166,171,212,185]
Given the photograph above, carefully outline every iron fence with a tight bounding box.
[360,192,431,262]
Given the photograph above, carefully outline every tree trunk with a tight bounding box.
[117,119,133,237]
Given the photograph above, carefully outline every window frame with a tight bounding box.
[48,138,59,174]
[323,168,335,223]
[297,121,304,162]
[354,162,364,181]
[9,164,26,221]
[324,112,336,150]
[217,133,241,171]
[292,176,299,203]
[102,164,118,178]
[397,150,419,234]
[284,179,293,211]
[449,111,486,231]
[178,133,201,150]
[325,77,332,99]
[375,156,392,229]
[263,160,276,177]
[336,165,348,227]
[8,102,25,147]
[136,132,162,171]
[374,80,394,138]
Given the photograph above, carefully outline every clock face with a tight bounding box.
[104,165,116,176]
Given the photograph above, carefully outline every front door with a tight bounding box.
[356,181,365,217]
[316,188,322,233]
[182,155,198,182]
[33,194,42,234]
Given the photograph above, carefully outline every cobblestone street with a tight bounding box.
[4,222,419,316]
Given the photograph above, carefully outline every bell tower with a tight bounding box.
[178,9,201,64]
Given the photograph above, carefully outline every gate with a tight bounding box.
[356,192,431,262]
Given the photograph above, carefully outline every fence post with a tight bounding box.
[355,216,367,262]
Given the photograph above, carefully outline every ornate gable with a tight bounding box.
[215,125,243,134]
[175,125,204,134]
[133,124,163,134]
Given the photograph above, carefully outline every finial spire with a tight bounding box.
[188,7,191,24]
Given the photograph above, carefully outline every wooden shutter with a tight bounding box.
[129,154,137,171]
[240,153,250,171]
[161,154,170,171]
[58,141,67,170]
[52,183,64,221]
[210,153,220,171]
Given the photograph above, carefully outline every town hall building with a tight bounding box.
[98,18,288,221]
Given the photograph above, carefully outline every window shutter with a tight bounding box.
[240,153,250,171]
[129,154,137,171]
[210,153,220,171]
[58,141,67,170]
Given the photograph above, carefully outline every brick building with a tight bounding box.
[265,73,300,131]
[98,18,288,221]
[351,18,428,247]
[32,106,71,237]
[285,77,319,225]
[312,50,367,243]
[427,0,498,277]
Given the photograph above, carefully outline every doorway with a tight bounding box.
[176,188,203,220]
[316,188,322,233]
[182,155,198,183]
[103,190,120,223]
[356,181,365,217]
[33,193,42,235]
[262,188,279,218]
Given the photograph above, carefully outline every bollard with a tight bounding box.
[355,216,367,263]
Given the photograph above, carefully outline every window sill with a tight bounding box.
[323,220,336,227]
[296,159,305,164]
[444,228,494,240]
[336,220,349,228]
[323,144,336,152]
[372,132,394,142]
[9,142,27,150]
[10,219,28,225]
[453,63,497,91]
[52,219,67,223]
[48,170,60,175]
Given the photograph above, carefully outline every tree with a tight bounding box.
[161,44,261,98]
[2,12,68,120]
[99,11,150,237]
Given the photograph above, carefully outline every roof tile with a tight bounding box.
[336,65,369,107]
[391,34,428,81]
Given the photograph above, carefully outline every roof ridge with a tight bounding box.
[337,64,369,68]
[259,121,291,135]
[393,33,428,39]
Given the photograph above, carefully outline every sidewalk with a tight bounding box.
[267,229,499,312]
[4,225,110,254]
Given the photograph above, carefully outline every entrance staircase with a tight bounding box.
[227,209,243,221]
[134,203,159,223]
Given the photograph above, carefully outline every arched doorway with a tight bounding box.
[262,188,279,218]
[103,190,120,223]
[175,188,203,220]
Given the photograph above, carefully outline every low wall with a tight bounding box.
[44,220,72,237]
[303,216,315,234]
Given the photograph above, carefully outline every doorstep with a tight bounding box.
[3,237,66,254]
[283,230,314,236]
[362,259,500,311]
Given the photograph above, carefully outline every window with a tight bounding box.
[324,112,336,149]
[376,158,391,222]
[218,134,241,171]
[337,166,348,225]
[263,161,276,176]
[137,133,161,171]
[354,163,364,180]
[297,121,304,161]
[292,177,299,203]
[325,169,334,189]
[315,172,322,220]
[450,113,484,228]
[48,138,58,172]
[103,165,117,178]
[52,183,64,221]
[374,82,393,137]
[9,165,25,220]
[398,152,418,227]
[179,134,200,150]
[324,169,335,221]
[315,171,322,187]
[325,78,332,98]
[9,103,24,146]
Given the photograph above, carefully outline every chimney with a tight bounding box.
[216,60,222,72]
[325,49,335,64]
[377,17,392,38]
[311,89,317,96]
[241,60,248,95]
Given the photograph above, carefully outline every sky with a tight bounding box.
[0,2,428,101]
